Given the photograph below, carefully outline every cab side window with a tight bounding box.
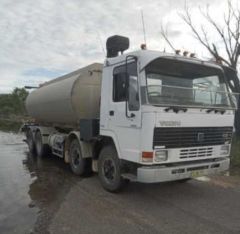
[113,73,127,102]
[113,62,139,110]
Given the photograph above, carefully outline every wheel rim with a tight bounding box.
[72,147,80,169]
[103,158,116,182]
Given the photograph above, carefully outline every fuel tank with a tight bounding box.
[25,63,103,127]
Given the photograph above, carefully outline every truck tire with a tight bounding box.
[35,131,50,158]
[69,139,87,176]
[98,145,126,192]
[26,129,36,154]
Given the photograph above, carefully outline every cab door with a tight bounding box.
[108,60,142,162]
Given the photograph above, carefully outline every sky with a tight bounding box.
[0,0,233,93]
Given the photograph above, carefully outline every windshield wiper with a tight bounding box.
[165,106,188,113]
[206,108,226,114]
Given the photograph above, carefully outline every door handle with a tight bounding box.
[130,113,135,118]
[109,110,114,116]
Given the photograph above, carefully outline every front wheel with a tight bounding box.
[98,145,126,192]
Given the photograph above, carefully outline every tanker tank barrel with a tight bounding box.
[25,63,103,127]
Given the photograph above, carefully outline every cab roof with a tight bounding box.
[105,49,223,71]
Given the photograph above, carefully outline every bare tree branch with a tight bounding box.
[200,6,233,64]
[161,1,240,68]
[212,43,231,66]
[180,6,219,60]
[160,24,176,52]
[179,1,240,68]
[224,1,234,54]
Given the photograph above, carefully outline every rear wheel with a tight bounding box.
[26,129,35,154]
[69,139,88,176]
[98,145,126,192]
[35,131,50,158]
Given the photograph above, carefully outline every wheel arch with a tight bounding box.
[93,134,121,160]
[64,131,92,163]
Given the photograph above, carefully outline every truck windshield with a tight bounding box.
[144,58,236,109]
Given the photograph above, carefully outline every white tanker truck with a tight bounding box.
[23,35,236,192]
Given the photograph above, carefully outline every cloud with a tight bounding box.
[0,0,227,93]
[23,68,65,78]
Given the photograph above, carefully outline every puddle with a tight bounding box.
[0,131,78,234]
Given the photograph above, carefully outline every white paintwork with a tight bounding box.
[105,50,222,72]
[139,107,234,163]
[137,158,230,183]
[100,49,234,181]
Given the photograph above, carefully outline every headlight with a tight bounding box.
[155,150,168,162]
[220,145,230,155]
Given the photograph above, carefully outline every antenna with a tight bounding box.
[96,31,106,56]
[141,10,147,46]
[24,86,38,89]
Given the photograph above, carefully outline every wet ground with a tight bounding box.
[1,131,240,234]
[0,131,77,234]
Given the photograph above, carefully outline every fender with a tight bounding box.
[100,129,122,159]
[65,131,93,163]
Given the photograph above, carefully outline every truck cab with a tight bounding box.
[99,36,236,189]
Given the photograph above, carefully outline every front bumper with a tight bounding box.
[137,158,230,183]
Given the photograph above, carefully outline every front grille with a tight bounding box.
[153,127,233,149]
[180,147,213,159]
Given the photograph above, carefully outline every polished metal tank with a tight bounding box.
[26,63,103,127]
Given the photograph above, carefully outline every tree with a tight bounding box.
[12,88,29,103]
[182,1,240,67]
[161,0,240,135]
[162,1,240,69]
[0,88,29,117]
[11,88,29,115]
